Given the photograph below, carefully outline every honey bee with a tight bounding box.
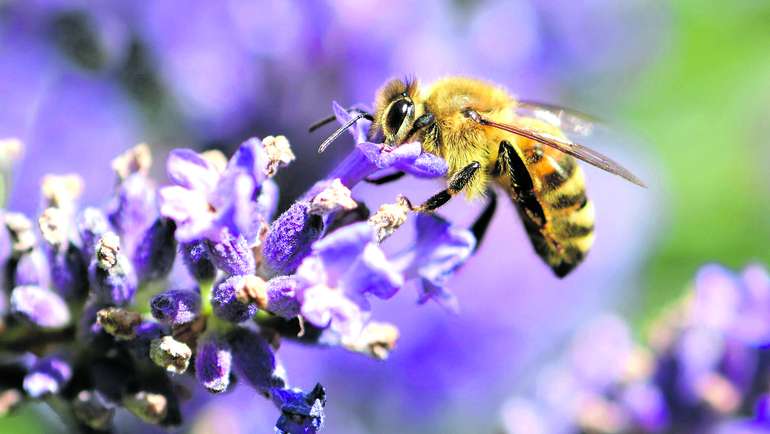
[313,77,645,277]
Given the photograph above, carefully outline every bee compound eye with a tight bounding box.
[385,99,412,134]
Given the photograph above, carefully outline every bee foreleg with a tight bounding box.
[413,161,481,212]
[364,171,406,185]
[470,189,498,251]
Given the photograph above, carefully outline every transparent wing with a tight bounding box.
[516,100,599,138]
[475,112,646,188]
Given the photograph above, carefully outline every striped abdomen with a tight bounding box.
[499,137,595,277]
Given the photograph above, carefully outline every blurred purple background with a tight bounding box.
[0,1,669,432]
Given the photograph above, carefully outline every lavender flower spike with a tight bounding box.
[10,285,70,329]
[23,356,72,398]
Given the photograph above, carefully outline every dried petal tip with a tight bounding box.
[41,174,84,210]
[150,336,192,374]
[262,135,295,177]
[235,274,268,307]
[368,195,410,242]
[96,232,121,270]
[5,212,36,256]
[309,178,357,216]
[273,384,326,434]
[112,143,152,180]
[123,391,168,424]
[0,137,23,165]
[96,307,141,340]
[195,336,232,393]
[73,390,115,431]
[10,285,71,329]
[342,321,400,360]
[23,357,72,398]
[38,207,69,248]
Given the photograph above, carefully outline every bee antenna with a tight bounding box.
[308,115,338,133]
[317,112,368,154]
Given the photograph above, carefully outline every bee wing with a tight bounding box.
[515,101,599,138]
[478,114,647,188]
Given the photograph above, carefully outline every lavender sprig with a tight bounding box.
[0,123,472,433]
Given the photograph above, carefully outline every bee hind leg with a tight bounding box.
[470,189,498,251]
[364,171,405,185]
[412,161,481,212]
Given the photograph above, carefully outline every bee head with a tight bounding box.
[371,77,418,144]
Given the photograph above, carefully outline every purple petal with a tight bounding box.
[417,279,459,313]
[166,149,219,193]
[394,149,448,178]
[107,174,157,250]
[312,222,374,285]
[300,283,365,338]
[342,243,403,300]
[159,185,214,242]
[10,285,70,329]
[77,207,112,258]
[23,356,72,398]
[211,170,257,239]
[195,335,232,393]
[357,141,421,169]
[265,276,302,319]
[332,100,369,143]
[150,289,201,326]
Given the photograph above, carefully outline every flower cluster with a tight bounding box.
[500,263,770,434]
[0,103,475,433]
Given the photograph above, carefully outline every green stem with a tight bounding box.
[199,279,215,317]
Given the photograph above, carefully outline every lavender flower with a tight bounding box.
[212,275,258,323]
[10,285,70,328]
[179,240,217,282]
[195,334,232,393]
[500,264,770,434]
[392,213,476,311]
[273,384,327,434]
[0,113,480,433]
[150,289,200,326]
[22,356,72,398]
[132,217,177,284]
[295,222,403,339]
